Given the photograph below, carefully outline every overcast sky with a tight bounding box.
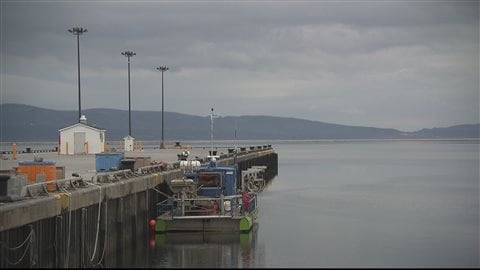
[1,0,478,131]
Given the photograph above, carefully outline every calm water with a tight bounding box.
[125,140,480,267]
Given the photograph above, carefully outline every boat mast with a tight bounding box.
[233,123,238,165]
[209,108,220,157]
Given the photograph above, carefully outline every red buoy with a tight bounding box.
[149,238,156,249]
[149,219,156,229]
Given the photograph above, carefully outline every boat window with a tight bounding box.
[197,172,221,187]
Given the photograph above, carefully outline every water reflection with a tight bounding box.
[148,224,261,268]
[99,142,478,267]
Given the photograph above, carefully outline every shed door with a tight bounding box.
[74,132,86,154]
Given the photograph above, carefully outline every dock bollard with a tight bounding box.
[0,175,10,196]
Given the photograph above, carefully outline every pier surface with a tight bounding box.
[0,147,230,177]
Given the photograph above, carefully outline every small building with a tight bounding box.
[124,135,135,152]
[58,115,106,155]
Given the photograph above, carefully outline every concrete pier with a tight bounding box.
[0,147,277,268]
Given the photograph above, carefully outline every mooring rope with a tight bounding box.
[1,225,34,265]
[0,226,33,251]
[86,182,103,264]
[90,198,108,267]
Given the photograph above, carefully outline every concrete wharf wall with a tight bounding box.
[0,148,277,268]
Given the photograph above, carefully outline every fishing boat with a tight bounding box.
[153,108,266,233]
[153,157,262,233]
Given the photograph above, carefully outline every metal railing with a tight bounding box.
[155,193,257,218]
[20,177,87,197]
[18,169,139,197]
[242,166,267,193]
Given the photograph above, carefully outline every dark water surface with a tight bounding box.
[122,140,479,268]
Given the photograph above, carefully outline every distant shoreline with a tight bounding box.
[1,137,479,145]
[1,138,478,153]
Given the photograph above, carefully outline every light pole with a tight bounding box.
[121,51,136,137]
[156,66,169,149]
[67,27,87,122]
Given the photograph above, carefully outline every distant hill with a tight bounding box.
[0,103,478,141]
[410,124,480,138]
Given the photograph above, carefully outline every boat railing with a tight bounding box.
[247,195,257,214]
[155,193,257,217]
[156,199,173,216]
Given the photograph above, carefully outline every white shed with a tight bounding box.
[58,116,106,155]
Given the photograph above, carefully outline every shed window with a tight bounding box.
[100,133,104,142]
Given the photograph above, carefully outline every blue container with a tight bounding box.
[95,153,124,172]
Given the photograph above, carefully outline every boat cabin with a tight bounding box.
[195,165,237,197]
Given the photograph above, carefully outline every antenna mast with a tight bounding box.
[209,107,220,157]
[210,108,215,156]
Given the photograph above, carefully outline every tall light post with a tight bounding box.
[67,27,87,122]
[121,51,136,136]
[156,66,169,149]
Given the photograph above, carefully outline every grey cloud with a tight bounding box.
[1,0,478,131]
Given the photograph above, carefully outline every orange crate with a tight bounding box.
[18,161,57,191]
